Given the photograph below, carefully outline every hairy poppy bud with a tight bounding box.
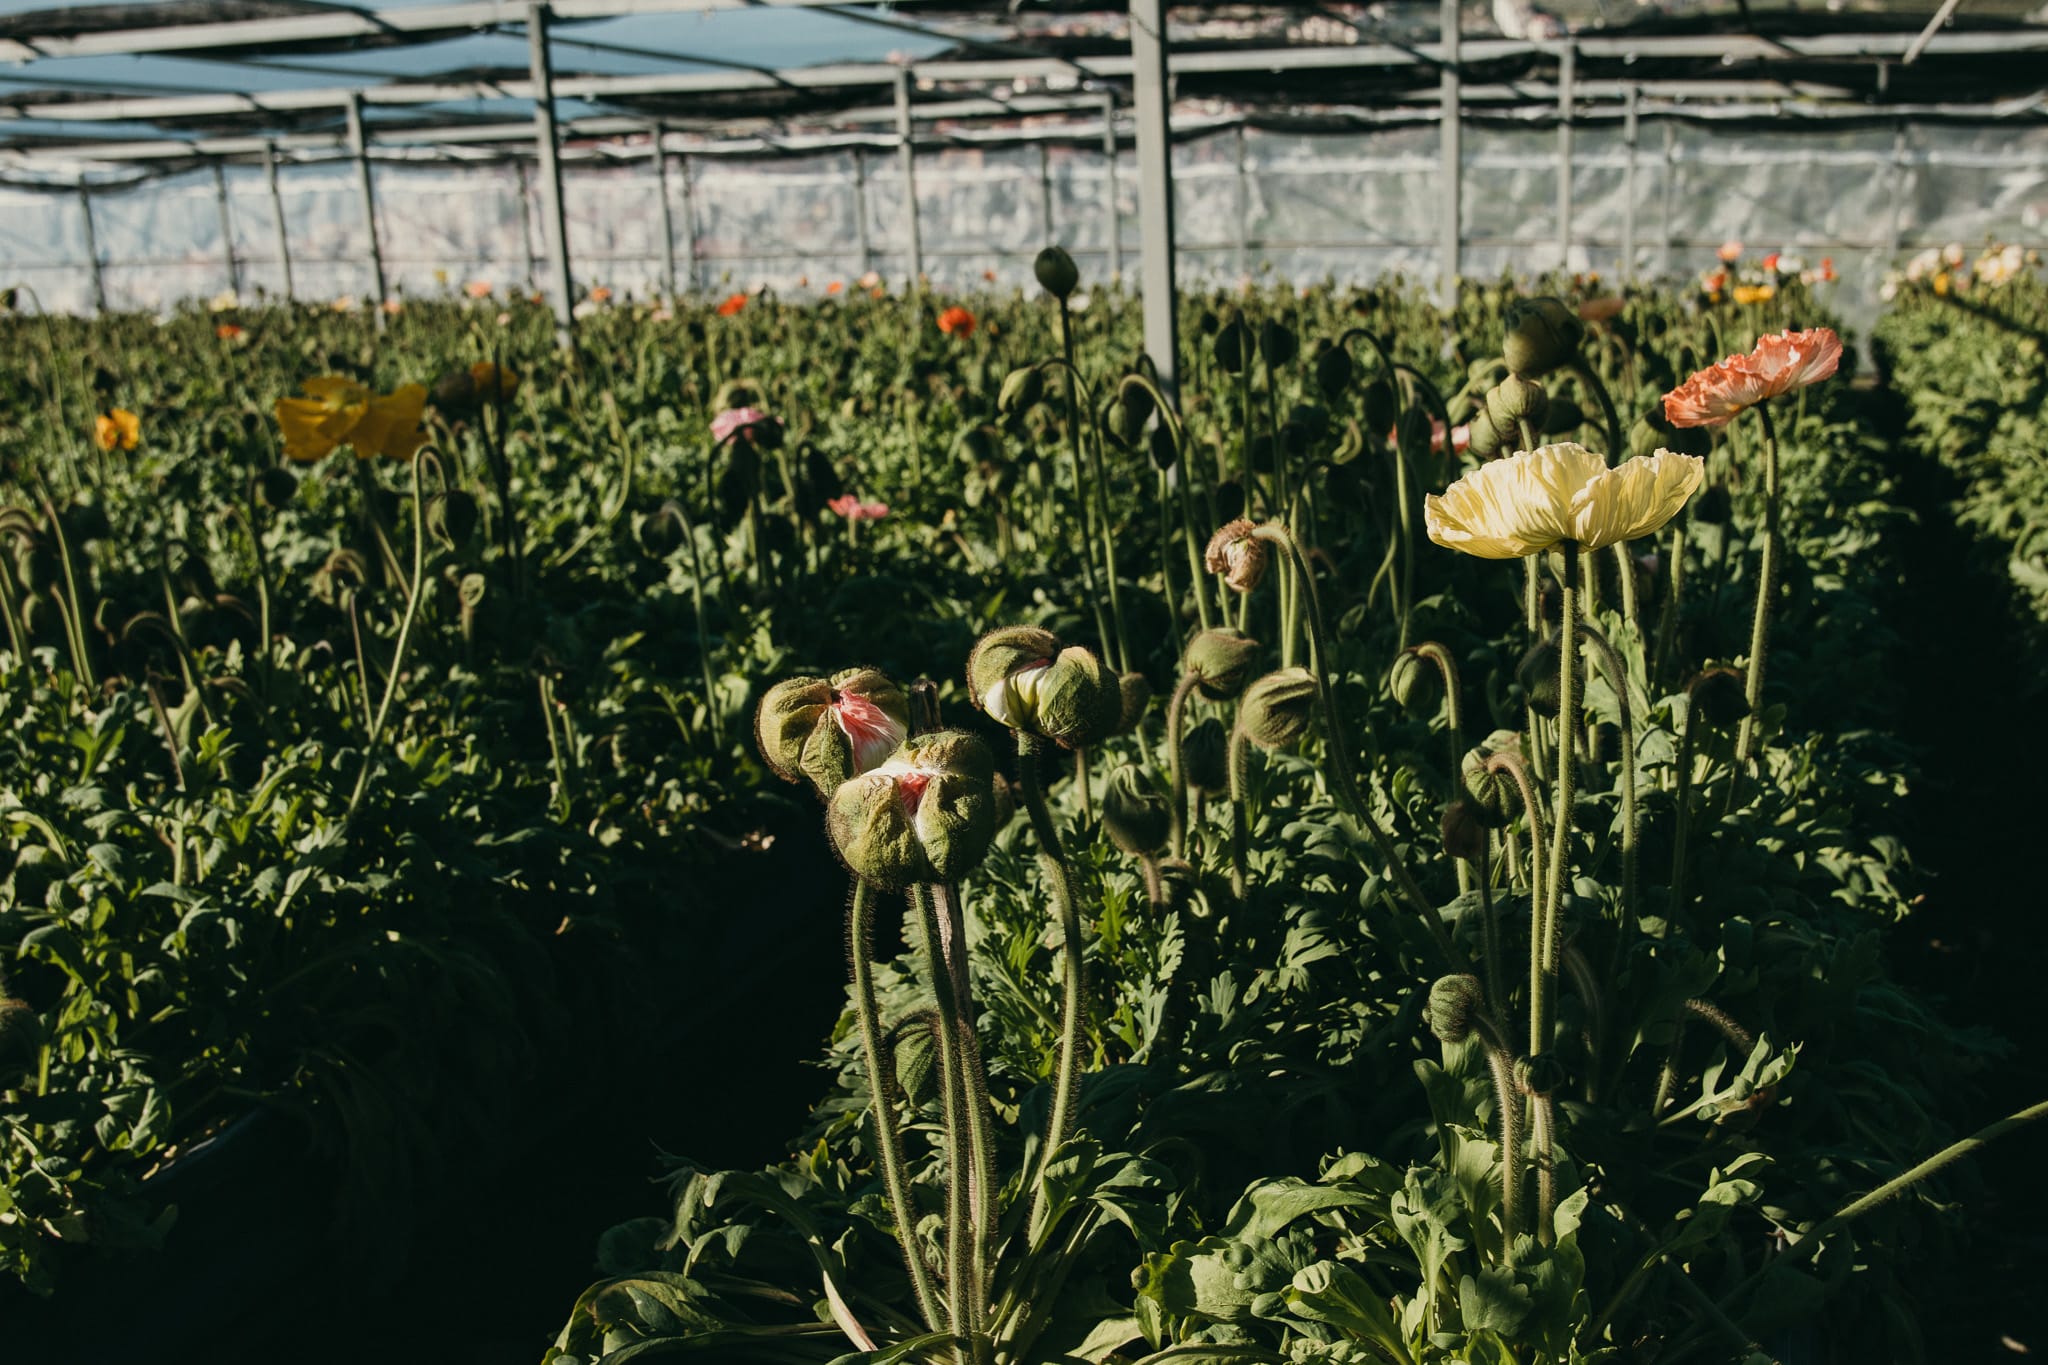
[1117,375,1157,433]
[1484,376,1550,442]
[1102,764,1170,856]
[1283,403,1330,458]
[1260,319,1298,367]
[1239,668,1318,750]
[1465,409,1504,461]
[1212,479,1246,523]
[1148,423,1179,472]
[1361,378,1398,438]
[1630,404,1710,460]
[1185,628,1261,701]
[1101,393,1140,450]
[1204,519,1268,594]
[756,668,909,799]
[1427,974,1486,1044]
[1691,484,1732,525]
[967,626,1122,749]
[1541,395,1586,436]
[427,489,478,547]
[1460,729,1526,826]
[1118,671,1153,732]
[1502,297,1585,378]
[1213,318,1253,375]
[1034,245,1080,300]
[998,365,1045,415]
[1181,717,1229,794]
[1388,647,1438,712]
[1517,1053,1568,1097]
[1315,343,1354,398]
[1689,666,1748,728]
[827,730,997,890]
[254,467,298,510]
[1518,638,1563,717]
[1441,799,1490,862]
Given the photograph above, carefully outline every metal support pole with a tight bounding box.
[1101,93,1123,281]
[1438,0,1461,310]
[1659,120,1677,277]
[1129,0,1180,398]
[1888,122,1909,253]
[894,70,924,282]
[514,161,537,288]
[1556,43,1575,272]
[1038,140,1057,245]
[263,140,294,300]
[852,146,874,276]
[1620,85,1638,282]
[1233,122,1251,279]
[211,161,241,298]
[651,123,678,300]
[527,0,575,344]
[345,93,387,310]
[77,183,106,314]
[677,152,700,291]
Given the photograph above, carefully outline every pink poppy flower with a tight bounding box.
[832,690,906,775]
[1662,328,1842,429]
[1717,241,1744,263]
[828,494,890,522]
[711,406,777,445]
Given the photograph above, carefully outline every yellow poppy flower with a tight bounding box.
[1731,283,1776,305]
[351,383,429,461]
[275,376,426,463]
[1423,442,1704,559]
[94,408,141,452]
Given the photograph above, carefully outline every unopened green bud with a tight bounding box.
[255,467,298,510]
[427,489,478,547]
[1501,297,1585,378]
[998,365,1045,415]
[1630,404,1711,460]
[1518,638,1563,717]
[1541,396,1586,436]
[1238,668,1318,750]
[1148,423,1179,472]
[1361,378,1398,437]
[1441,799,1491,862]
[1102,764,1170,856]
[1485,376,1550,440]
[1260,319,1298,367]
[1181,717,1229,795]
[1388,648,1439,712]
[1517,1053,1568,1097]
[967,626,1121,749]
[1460,729,1526,826]
[1213,318,1253,375]
[756,668,910,799]
[1689,666,1748,728]
[1034,245,1081,300]
[1185,627,1261,701]
[1466,410,1505,461]
[826,730,997,889]
[1314,343,1354,398]
[1118,671,1153,733]
[1427,974,1486,1044]
[1117,375,1157,433]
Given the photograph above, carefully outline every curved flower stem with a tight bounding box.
[1017,731,1087,1193]
[1576,620,1638,931]
[1522,556,1549,784]
[1535,547,1580,1062]
[345,454,431,819]
[1250,522,1455,966]
[1572,355,1626,471]
[849,880,944,1333]
[1165,671,1200,859]
[1469,1012,1522,1266]
[914,884,973,1362]
[1735,401,1780,767]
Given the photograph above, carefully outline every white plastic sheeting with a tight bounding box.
[4,119,2046,331]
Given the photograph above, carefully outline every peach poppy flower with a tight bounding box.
[716,293,747,317]
[1662,328,1842,429]
[858,271,882,290]
[936,305,976,337]
[828,494,889,522]
[1717,241,1743,263]
[588,285,613,304]
[465,279,494,299]
[826,280,845,295]
[95,408,141,452]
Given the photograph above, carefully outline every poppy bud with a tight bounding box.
[998,365,1045,415]
[1238,668,1318,750]
[1117,671,1153,732]
[1185,627,1261,701]
[427,489,478,547]
[1117,374,1157,433]
[1100,394,1139,450]
[1148,423,1179,472]
[1518,638,1563,717]
[1517,1053,1568,1097]
[1259,320,1298,367]
[1460,729,1526,826]
[1283,404,1330,457]
[1630,405,1711,460]
[1465,409,1505,461]
[713,377,764,411]
[1484,376,1550,442]
[1101,764,1170,856]
[1501,297,1586,378]
[255,467,298,510]
[1212,480,1246,523]
[756,668,910,799]
[955,423,1001,466]
[1360,378,1398,438]
[635,508,684,557]
[1197,309,1221,337]
[1388,647,1438,712]
[1181,717,1229,794]
[1314,343,1354,398]
[1441,799,1490,862]
[1691,485,1732,525]
[1541,396,1586,436]
[1427,974,1486,1044]
[827,730,998,890]
[1213,318,1253,375]
[1689,666,1748,728]
[1033,245,1081,300]
[967,626,1122,749]
[1204,519,1268,594]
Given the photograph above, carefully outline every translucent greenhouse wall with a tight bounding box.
[4,119,2045,332]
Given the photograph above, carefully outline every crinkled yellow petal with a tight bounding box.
[1424,442,1608,559]
[300,375,372,409]
[1568,450,1705,549]
[274,395,360,463]
[353,384,428,460]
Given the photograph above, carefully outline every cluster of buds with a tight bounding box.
[756,669,909,798]
[825,731,999,891]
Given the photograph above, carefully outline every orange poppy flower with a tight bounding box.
[717,293,747,317]
[936,305,976,338]
[825,281,845,295]
[216,323,247,341]
[94,409,140,452]
[1662,328,1842,429]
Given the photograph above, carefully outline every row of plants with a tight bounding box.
[539,260,2020,1363]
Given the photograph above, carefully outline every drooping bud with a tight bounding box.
[1441,799,1490,863]
[1259,319,1298,367]
[1517,1053,1568,1097]
[826,730,997,890]
[1212,480,1246,523]
[1427,974,1486,1044]
[426,489,479,547]
[1460,729,1527,826]
[1484,376,1550,444]
[1213,318,1254,375]
[1116,374,1157,434]
[1033,245,1081,300]
[1465,409,1505,461]
[1629,404,1711,460]
[1314,343,1354,397]
[1182,717,1229,795]
[998,365,1045,415]
[254,467,298,510]
[1238,668,1318,750]
[756,668,910,799]
[1184,627,1261,701]
[1101,764,1170,856]
[1148,423,1179,472]
[1117,671,1153,732]
[1691,485,1732,525]
[1518,637,1563,717]
[1689,666,1749,728]
[967,625,1122,749]
[1501,297,1586,378]
[1360,378,1398,438]
[1388,647,1439,712]
[1541,396,1586,436]
[1204,519,1269,594]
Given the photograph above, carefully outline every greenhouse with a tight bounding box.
[3,0,2047,1360]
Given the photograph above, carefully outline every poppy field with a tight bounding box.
[2,253,2044,1363]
